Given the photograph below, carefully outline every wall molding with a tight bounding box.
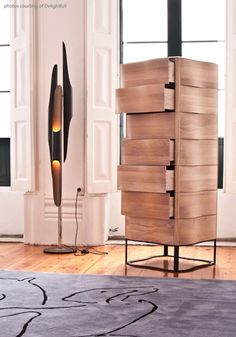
[44,196,83,220]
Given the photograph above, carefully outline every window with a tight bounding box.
[182,0,225,138]
[0,4,11,186]
[122,0,167,63]
[121,0,225,187]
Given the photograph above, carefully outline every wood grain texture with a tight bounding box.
[2,243,236,280]
[175,215,217,245]
[176,113,217,140]
[176,191,217,219]
[126,112,175,139]
[116,84,174,113]
[126,112,217,140]
[118,165,174,193]
[176,139,218,165]
[122,191,174,219]
[120,58,174,87]
[175,165,218,192]
[118,57,218,249]
[126,216,175,245]
[125,215,216,246]
[177,85,218,114]
[174,58,218,89]
[121,139,174,166]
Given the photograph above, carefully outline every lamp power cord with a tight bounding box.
[73,188,108,256]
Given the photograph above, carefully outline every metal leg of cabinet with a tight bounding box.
[125,239,217,273]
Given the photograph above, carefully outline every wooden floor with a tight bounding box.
[0,243,236,280]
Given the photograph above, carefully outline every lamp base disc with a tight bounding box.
[43,246,75,254]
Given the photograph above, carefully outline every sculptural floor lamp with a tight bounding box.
[44,42,75,254]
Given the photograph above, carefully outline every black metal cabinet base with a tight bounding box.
[125,239,216,273]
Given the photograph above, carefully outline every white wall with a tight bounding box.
[108,191,125,237]
[218,190,236,238]
[24,0,117,246]
[24,0,85,244]
[0,189,24,236]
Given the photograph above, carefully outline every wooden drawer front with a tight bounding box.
[175,166,217,192]
[120,58,174,88]
[125,215,216,246]
[122,191,174,220]
[118,165,174,193]
[176,139,217,166]
[126,216,175,245]
[177,85,217,114]
[126,112,175,140]
[177,191,217,219]
[175,58,218,89]
[176,215,217,245]
[177,113,217,140]
[116,84,174,113]
[122,139,174,166]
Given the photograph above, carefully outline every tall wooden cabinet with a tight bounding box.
[116,58,218,272]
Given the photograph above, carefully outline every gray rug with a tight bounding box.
[0,270,235,337]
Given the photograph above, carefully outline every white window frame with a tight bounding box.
[85,0,119,194]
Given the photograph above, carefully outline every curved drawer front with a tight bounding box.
[177,113,217,140]
[175,166,217,192]
[176,139,217,166]
[118,165,174,193]
[126,112,175,139]
[176,191,217,219]
[126,216,175,245]
[125,215,216,246]
[122,191,174,220]
[175,58,218,89]
[116,84,174,113]
[126,112,217,141]
[120,58,174,88]
[122,139,174,166]
[177,85,217,114]
[176,215,217,245]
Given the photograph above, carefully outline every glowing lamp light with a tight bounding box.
[52,125,61,132]
[52,160,61,170]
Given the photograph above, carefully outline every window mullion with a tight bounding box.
[168,0,182,56]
